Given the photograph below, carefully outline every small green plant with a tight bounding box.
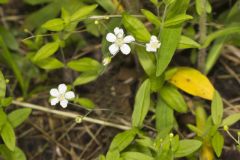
[0,0,240,159]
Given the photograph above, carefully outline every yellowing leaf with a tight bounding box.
[167,67,214,100]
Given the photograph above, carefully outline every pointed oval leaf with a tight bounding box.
[73,72,99,86]
[221,113,240,126]
[174,140,202,158]
[159,84,188,113]
[71,4,98,22]
[212,131,224,157]
[67,58,102,72]
[132,79,151,127]
[164,14,193,27]
[0,145,26,160]
[35,57,64,70]
[211,90,223,125]
[121,152,154,160]
[1,122,16,151]
[178,35,200,49]
[42,18,64,31]
[109,128,138,151]
[0,109,7,130]
[122,13,151,42]
[141,9,161,27]
[33,42,59,61]
[8,108,32,128]
[168,67,214,100]
[156,97,174,131]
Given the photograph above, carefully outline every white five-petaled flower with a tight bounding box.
[50,84,75,108]
[106,27,135,55]
[146,35,161,52]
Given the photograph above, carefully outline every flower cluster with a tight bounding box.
[50,28,161,108]
[106,27,161,56]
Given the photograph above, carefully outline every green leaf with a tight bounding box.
[0,26,19,51]
[73,72,99,86]
[174,140,202,158]
[122,13,151,42]
[96,0,116,13]
[132,79,151,127]
[74,98,95,109]
[8,108,32,128]
[42,18,64,31]
[0,70,6,98]
[136,46,156,76]
[204,38,225,74]
[159,84,187,113]
[0,109,7,130]
[67,58,102,72]
[164,14,193,27]
[202,25,240,48]
[99,154,106,160]
[141,9,161,27]
[212,131,224,157]
[195,0,212,15]
[23,0,52,5]
[163,0,176,5]
[109,128,138,151]
[1,122,16,151]
[35,57,64,70]
[106,149,120,160]
[156,0,190,76]
[70,4,98,22]
[221,113,240,126]
[0,97,13,108]
[178,35,200,49]
[32,42,59,62]
[0,145,26,160]
[0,0,9,4]
[121,152,154,160]
[211,90,223,125]
[187,124,203,136]
[149,75,164,92]
[0,37,26,96]
[61,7,70,22]
[156,97,174,131]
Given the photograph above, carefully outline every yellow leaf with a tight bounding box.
[167,67,214,100]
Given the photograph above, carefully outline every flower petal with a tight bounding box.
[65,91,75,99]
[60,99,68,108]
[109,44,119,55]
[106,33,116,42]
[50,88,59,97]
[150,35,158,42]
[114,27,123,35]
[120,44,131,55]
[123,35,135,43]
[50,98,59,106]
[58,84,67,94]
[146,43,157,52]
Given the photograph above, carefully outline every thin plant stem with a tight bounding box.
[226,130,240,145]
[12,100,131,130]
[198,0,207,73]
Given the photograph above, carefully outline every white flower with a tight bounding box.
[106,27,135,55]
[146,35,161,52]
[50,84,75,108]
